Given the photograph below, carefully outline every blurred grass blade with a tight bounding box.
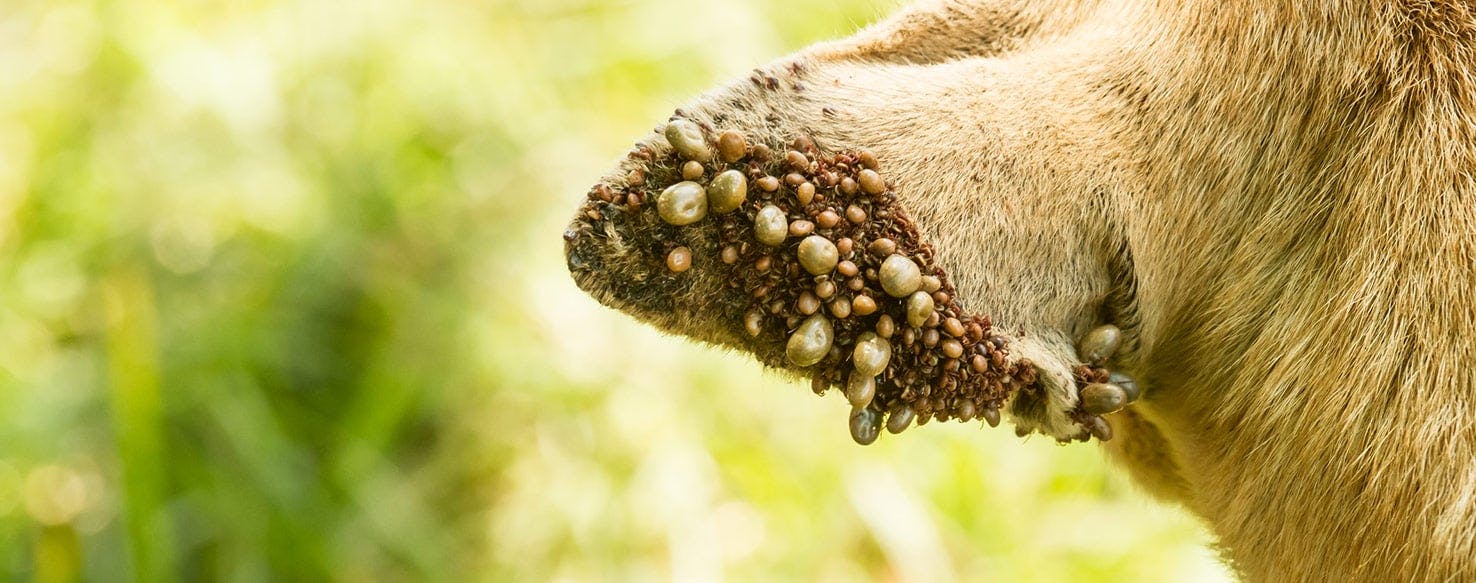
[102,268,177,582]
[34,525,80,583]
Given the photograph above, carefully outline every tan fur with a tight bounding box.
[568,0,1476,579]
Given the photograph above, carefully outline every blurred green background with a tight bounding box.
[0,0,1232,580]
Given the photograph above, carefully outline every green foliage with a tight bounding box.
[0,0,1231,580]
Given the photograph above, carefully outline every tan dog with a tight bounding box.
[563,0,1476,580]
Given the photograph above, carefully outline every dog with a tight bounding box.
[563,1,1476,579]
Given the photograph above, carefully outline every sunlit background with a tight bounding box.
[0,0,1234,580]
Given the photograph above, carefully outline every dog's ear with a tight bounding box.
[810,0,1080,64]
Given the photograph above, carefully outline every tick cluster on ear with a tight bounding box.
[578,117,1141,446]
[1063,324,1140,442]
